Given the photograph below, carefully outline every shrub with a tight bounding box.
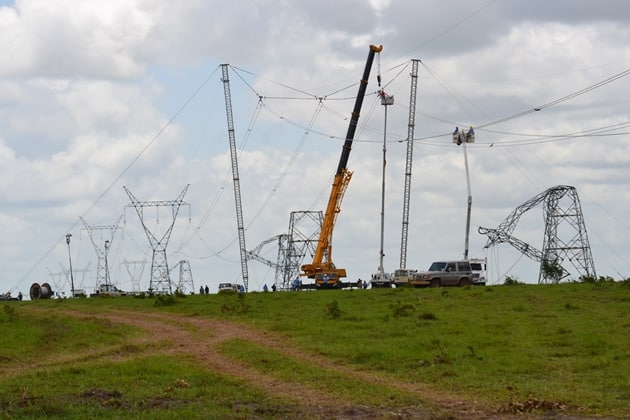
[154,294,176,307]
[503,276,522,285]
[326,300,341,319]
[390,300,414,318]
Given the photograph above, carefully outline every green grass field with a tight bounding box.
[1,281,628,418]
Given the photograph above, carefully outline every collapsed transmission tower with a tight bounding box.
[246,234,289,288]
[80,215,122,291]
[221,64,249,292]
[124,185,190,294]
[246,211,323,290]
[399,59,419,270]
[479,185,596,283]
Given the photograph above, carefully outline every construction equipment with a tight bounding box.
[370,88,395,288]
[300,44,383,288]
[452,126,475,259]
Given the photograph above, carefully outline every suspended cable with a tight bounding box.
[396,0,498,61]
[17,65,222,287]
[246,99,326,228]
[477,67,630,129]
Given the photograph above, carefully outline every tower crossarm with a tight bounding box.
[123,185,190,249]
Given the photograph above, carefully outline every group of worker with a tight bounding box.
[262,284,277,292]
[0,291,22,301]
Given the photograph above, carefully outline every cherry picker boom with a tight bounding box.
[300,44,383,289]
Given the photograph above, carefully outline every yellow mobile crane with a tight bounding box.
[301,44,383,289]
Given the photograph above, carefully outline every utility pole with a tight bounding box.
[65,233,75,297]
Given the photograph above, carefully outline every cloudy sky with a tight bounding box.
[2,0,630,297]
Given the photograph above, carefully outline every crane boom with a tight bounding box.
[301,44,383,288]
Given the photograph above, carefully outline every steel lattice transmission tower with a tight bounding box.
[122,259,147,294]
[479,185,596,283]
[220,64,249,292]
[246,211,323,290]
[399,59,419,270]
[286,211,323,288]
[124,185,190,294]
[80,215,122,291]
[176,260,195,295]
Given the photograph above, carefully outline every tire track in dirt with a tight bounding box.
[61,309,496,419]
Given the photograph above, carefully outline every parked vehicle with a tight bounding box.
[411,260,474,288]
[370,271,394,288]
[393,268,418,288]
[218,283,242,293]
[469,258,487,285]
[91,284,126,297]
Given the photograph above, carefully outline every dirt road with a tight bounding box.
[34,308,506,419]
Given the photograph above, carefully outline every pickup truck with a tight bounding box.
[411,260,475,288]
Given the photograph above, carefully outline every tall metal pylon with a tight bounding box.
[399,59,419,270]
[479,185,596,283]
[124,185,190,294]
[220,64,249,291]
[80,215,122,291]
[122,259,147,294]
[176,260,194,294]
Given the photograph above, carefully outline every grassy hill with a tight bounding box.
[1,281,629,419]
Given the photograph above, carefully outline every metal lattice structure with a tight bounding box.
[287,211,323,288]
[122,259,147,294]
[124,185,190,294]
[246,234,289,288]
[479,185,596,283]
[246,211,323,290]
[80,215,122,291]
[176,260,194,294]
[221,64,249,292]
[399,59,419,270]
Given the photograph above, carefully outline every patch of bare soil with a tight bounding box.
[51,309,578,419]
[29,311,584,419]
